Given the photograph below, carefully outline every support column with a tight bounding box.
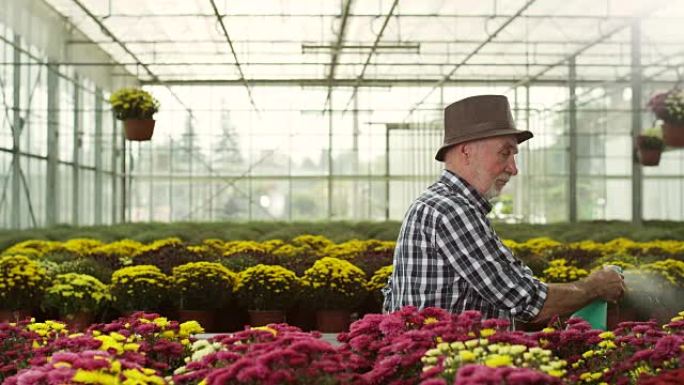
[94,88,103,225]
[121,128,127,222]
[46,63,60,226]
[385,125,390,220]
[149,139,154,221]
[111,114,118,223]
[327,95,334,219]
[124,141,134,222]
[525,85,532,219]
[287,121,292,220]
[514,87,524,221]
[631,20,643,225]
[127,142,133,222]
[186,114,193,220]
[569,56,578,222]
[168,139,173,222]
[72,74,81,225]
[11,34,21,228]
[352,92,359,219]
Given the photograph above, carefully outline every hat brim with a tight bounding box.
[435,129,533,161]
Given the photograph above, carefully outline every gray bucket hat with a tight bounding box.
[435,95,533,161]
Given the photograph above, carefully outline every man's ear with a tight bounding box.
[459,142,473,163]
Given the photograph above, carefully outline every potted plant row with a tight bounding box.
[235,264,299,326]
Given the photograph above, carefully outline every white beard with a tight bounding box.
[483,185,501,200]
[483,174,511,200]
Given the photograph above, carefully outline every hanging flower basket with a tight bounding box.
[635,128,665,167]
[109,87,160,141]
[124,119,155,141]
[647,89,684,147]
[635,135,663,166]
[636,147,662,166]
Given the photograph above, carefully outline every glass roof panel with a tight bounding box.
[40,0,684,87]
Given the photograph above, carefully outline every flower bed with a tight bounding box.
[1,236,683,328]
[1,308,683,385]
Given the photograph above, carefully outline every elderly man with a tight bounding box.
[383,95,624,327]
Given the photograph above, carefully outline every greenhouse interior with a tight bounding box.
[1,1,684,384]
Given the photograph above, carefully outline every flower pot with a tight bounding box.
[0,309,31,323]
[178,310,216,332]
[287,305,316,331]
[124,119,155,141]
[248,310,285,327]
[62,311,94,331]
[662,122,684,147]
[636,148,662,166]
[315,310,351,333]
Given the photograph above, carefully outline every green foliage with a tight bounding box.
[638,132,666,151]
[0,255,50,310]
[368,265,392,304]
[110,265,169,312]
[300,257,368,311]
[171,262,236,310]
[51,258,113,283]
[589,253,640,270]
[235,264,299,311]
[42,273,110,316]
[6,221,684,252]
[216,254,260,272]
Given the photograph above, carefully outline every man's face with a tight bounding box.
[469,135,519,200]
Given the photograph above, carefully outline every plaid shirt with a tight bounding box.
[383,169,547,326]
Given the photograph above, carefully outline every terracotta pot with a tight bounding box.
[635,135,662,166]
[287,306,315,331]
[248,310,285,327]
[62,312,94,331]
[637,148,662,166]
[662,121,684,147]
[178,310,216,332]
[0,309,31,323]
[216,305,248,333]
[124,119,155,141]
[315,310,351,333]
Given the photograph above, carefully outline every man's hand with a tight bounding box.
[531,265,626,323]
[582,265,626,303]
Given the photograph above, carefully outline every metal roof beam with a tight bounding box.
[89,12,634,20]
[325,0,354,107]
[354,0,400,81]
[402,0,538,119]
[140,77,680,87]
[70,0,193,117]
[10,61,677,68]
[340,0,400,112]
[508,3,668,90]
[208,0,259,112]
[67,38,671,46]
[543,48,684,112]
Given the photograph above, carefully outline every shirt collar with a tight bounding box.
[439,169,493,215]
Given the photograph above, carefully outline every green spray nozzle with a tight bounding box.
[570,265,622,330]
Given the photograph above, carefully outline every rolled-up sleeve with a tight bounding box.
[435,204,547,321]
